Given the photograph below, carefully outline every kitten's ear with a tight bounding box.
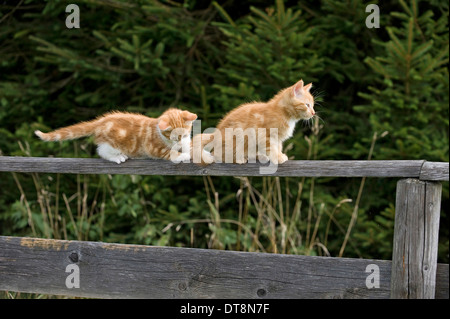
[181,111,198,122]
[304,83,313,92]
[158,119,172,131]
[293,79,304,98]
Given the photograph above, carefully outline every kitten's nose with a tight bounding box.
[311,110,315,116]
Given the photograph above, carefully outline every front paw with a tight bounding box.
[201,150,215,164]
[107,154,128,164]
[235,157,248,164]
[173,153,191,163]
[278,153,288,164]
[257,153,270,164]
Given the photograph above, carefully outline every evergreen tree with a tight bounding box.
[356,0,449,162]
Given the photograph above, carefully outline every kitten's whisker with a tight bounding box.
[314,115,325,125]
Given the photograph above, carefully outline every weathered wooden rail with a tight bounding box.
[0,156,448,299]
[0,156,447,179]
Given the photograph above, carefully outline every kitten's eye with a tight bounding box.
[306,103,310,108]
[182,134,189,139]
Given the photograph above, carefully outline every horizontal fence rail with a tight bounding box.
[0,156,448,180]
[0,236,448,299]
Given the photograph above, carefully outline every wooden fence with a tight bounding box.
[0,156,448,299]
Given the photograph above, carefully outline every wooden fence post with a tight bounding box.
[391,178,442,298]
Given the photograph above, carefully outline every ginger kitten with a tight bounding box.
[35,108,197,164]
[193,79,315,165]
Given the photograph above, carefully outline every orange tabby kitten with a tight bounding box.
[193,79,315,165]
[35,108,197,164]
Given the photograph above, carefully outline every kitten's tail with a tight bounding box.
[35,119,99,142]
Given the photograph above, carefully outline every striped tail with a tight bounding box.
[35,120,99,142]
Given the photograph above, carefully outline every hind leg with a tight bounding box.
[97,143,128,164]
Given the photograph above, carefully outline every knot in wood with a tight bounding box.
[69,252,79,263]
[257,288,266,297]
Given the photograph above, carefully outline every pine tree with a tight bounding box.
[212,0,324,109]
[356,0,449,162]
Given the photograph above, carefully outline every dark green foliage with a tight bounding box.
[0,0,448,263]
[356,0,449,161]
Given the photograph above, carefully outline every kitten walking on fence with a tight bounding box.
[35,108,198,164]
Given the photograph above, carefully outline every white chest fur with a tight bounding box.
[180,136,191,154]
[284,119,297,140]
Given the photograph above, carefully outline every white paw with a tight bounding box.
[173,153,190,163]
[235,158,248,164]
[278,153,288,164]
[257,153,270,163]
[98,143,128,164]
[109,154,128,164]
[202,150,215,164]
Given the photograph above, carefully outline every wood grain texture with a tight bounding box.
[0,236,448,299]
[0,156,436,178]
[391,179,442,299]
[419,162,449,181]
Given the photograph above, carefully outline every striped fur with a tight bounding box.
[35,109,197,164]
[193,79,315,165]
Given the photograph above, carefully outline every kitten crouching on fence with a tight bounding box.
[35,108,198,164]
[192,79,316,165]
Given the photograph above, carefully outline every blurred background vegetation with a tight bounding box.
[0,0,448,280]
